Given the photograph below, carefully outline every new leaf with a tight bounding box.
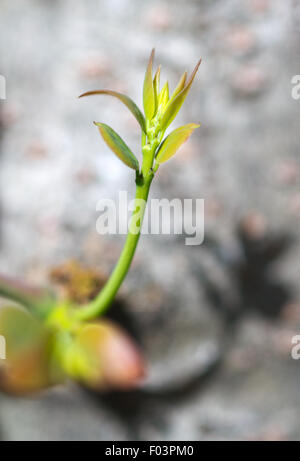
[161,60,202,131]
[156,123,200,164]
[143,49,156,121]
[95,123,139,171]
[169,71,187,103]
[79,90,146,134]
[153,66,161,115]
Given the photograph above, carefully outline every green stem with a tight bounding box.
[75,171,154,321]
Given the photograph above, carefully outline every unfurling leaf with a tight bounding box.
[143,49,156,120]
[156,123,200,164]
[158,82,169,109]
[79,90,146,134]
[0,306,57,394]
[73,320,145,390]
[94,123,139,171]
[153,66,161,114]
[169,71,187,103]
[161,59,202,131]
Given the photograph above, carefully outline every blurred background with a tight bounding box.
[0,0,300,441]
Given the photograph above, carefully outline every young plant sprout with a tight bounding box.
[0,50,201,394]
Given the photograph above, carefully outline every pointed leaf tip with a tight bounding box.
[143,49,156,121]
[169,71,188,103]
[161,59,202,131]
[95,122,139,171]
[79,90,146,133]
[156,123,200,164]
